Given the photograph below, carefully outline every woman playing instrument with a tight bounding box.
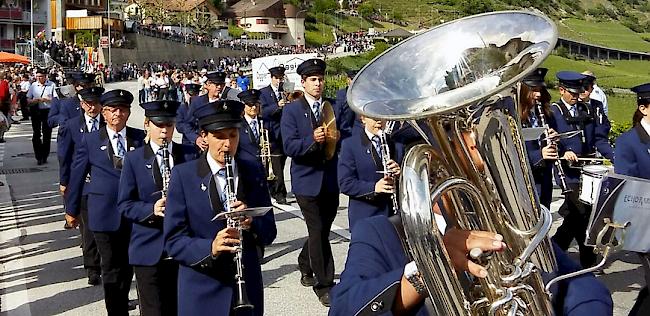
[117,100,197,316]
[614,83,650,316]
[338,115,403,233]
[163,100,276,316]
[519,68,560,208]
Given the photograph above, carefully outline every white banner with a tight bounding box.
[251,53,319,90]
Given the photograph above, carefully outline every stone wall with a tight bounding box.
[103,34,251,66]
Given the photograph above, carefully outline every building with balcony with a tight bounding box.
[227,0,305,46]
[0,0,50,52]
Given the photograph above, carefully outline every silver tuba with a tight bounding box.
[348,11,559,315]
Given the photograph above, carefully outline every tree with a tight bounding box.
[357,2,375,18]
[313,0,337,13]
[458,0,493,16]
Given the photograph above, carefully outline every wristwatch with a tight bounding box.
[404,261,426,295]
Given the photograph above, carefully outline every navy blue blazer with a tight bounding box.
[238,117,267,177]
[615,124,650,180]
[551,100,614,184]
[329,215,613,316]
[523,108,558,208]
[338,130,403,232]
[176,94,206,146]
[280,96,340,197]
[259,85,283,150]
[118,142,197,266]
[65,126,146,232]
[163,154,276,315]
[57,114,105,189]
[334,87,356,140]
[48,96,81,128]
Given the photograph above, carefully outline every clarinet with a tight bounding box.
[223,153,254,311]
[160,140,172,200]
[536,102,572,194]
[378,129,399,213]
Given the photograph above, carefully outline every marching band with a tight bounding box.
[51,16,650,316]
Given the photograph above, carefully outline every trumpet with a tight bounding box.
[223,153,254,311]
[258,119,276,181]
[536,101,571,194]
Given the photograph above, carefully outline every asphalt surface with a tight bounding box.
[0,81,642,315]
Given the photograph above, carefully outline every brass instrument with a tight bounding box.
[535,101,571,194]
[223,153,254,311]
[320,101,338,160]
[378,129,399,213]
[348,11,560,315]
[258,119,276,180]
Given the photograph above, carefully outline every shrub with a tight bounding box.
[609,120,633,145]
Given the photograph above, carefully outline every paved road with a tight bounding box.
[0,81,642,315]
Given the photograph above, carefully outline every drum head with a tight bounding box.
[582,165,609,174]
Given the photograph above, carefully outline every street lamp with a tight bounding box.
[294,9,307,47]
[107,0,112,68]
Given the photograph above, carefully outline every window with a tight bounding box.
[256,19,268,24]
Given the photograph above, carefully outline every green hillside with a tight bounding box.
[559,18,650,52]
[310,0,650,52]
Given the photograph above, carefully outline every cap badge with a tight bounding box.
[119,91,123,96]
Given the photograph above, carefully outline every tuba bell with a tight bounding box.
[348,10,559,315]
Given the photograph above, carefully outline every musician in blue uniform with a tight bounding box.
[65,89,146,316]
[334,69,360,139]
[338,115,402,233]
[281,59,340,306]
[117,100,197,316]
[237,89,277,259]
[175,83,201,142]
[58,86,105,285]
[329,215,613,316]
[580,72,613,150]
[48,72,96,128]
[260,66,289,204]
[237,89,266,173]
[163,99,276,316]
[519,68,559,208]
[176,72,239,150]
[550,71,614,268]
[614,83,650,316]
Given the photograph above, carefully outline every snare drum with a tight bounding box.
[579,165,611,205]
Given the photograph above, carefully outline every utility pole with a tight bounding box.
[30,0,34,65]
[107,0,112,68]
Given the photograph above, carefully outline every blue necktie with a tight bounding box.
[216,168,228,209]
[312,101,321,123]
[371,135,381,157]
[569,106,577,117]
[157,148,167,175]
[114,134,126,157]
[90,118,98,132]
[250,119,259,140]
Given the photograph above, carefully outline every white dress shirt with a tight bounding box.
[84,114,100,132]
[304,93,323,118]
[26,80,55,109]
[106,127,127,156]
[561,98,576,117]
[244,114,259,138]
[151,140,174,170]
[206,153,239,206]
[590,84,608,115]
[641,119,650,138]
